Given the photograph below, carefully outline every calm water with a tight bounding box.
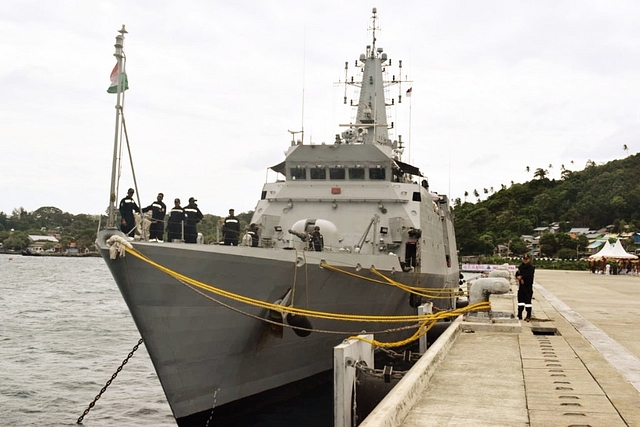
[0,255,333,427]
[0,255,175,426]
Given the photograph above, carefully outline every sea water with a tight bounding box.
[0,255,331,426]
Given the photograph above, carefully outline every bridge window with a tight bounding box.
[369,167,386,180]
[290,168,306,180]
[310,167,326,180]
[348,167,365,180]
[329,167,346,180]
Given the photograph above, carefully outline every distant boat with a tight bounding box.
[96,8,460,425]
[21,249,41,256]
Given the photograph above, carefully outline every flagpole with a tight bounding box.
[408,89,412,163]
[107,25,127,229]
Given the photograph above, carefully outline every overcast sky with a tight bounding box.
[2,1,639,217]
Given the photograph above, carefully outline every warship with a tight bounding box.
[96,8,460,425]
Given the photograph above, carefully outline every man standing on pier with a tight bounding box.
[515,253,535,321]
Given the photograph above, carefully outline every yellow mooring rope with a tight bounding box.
[122,245,489,347]
[320,262,466,299]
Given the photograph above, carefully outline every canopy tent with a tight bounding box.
[588,241,613,260]
[609,239,638,259]
[589,239,638,260]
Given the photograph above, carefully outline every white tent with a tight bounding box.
[588,241,614,260]
[609,239,638,260]
[589,239,638,260]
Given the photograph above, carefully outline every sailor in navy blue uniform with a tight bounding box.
[119,188,140,237]
[222,208,240,246]
[309,226,324,251]
[143,193,166,241]
[167,198,185,242]
[246,223,260,247]
[515,253,535,321]
[183,197,203,243]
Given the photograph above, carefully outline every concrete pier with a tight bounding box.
[359,270,640,427]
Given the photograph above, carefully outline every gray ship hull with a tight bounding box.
[96,229,455,422]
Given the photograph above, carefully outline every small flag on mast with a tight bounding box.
[107,63,129,94]
[406,87,412,97]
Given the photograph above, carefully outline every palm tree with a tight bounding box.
[623,144,629,156]
[533,168,548,180]
[525,166,530,173]
[473,189,479,199]
[464,191,468,202]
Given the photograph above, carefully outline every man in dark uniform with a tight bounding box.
[515,253,535,321]
[222,209,240,246]
[183,197,203,243]
[246,223,260,247]
[166,198,185,242]
[119,188,140,237]
[309,226,324,251]
[142,193,166,241]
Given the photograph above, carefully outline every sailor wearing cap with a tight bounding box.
[245,223,260,247]
[167,198,185,242]
[309,225,324,252]
[119,188,140,237]
[222,208,240,246]
[142,193,166,242]
[515,253,535,321]
[183,197,203,243]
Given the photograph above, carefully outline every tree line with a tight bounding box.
[0,207,255,251]
[453,152,640,257]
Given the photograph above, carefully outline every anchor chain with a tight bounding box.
[76,338,144,424]
[204,388,219,427]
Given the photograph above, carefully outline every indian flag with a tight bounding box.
[107,63,129,94]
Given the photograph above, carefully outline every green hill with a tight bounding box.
[453,153,640,256]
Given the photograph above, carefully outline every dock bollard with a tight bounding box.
[418,302,433,354]
[333,334,374,427]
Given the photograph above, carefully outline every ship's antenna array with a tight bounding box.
[335,7,412,148]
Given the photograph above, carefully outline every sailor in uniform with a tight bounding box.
[245,223,259,247]
[183,197,203,243]
[119,188,140,237]
[167,198,185,242]
[222,209,240,246]
[309,226,324,251]
[143,193,166,241]
[515,253,535,321]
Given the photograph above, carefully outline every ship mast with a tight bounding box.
[339,8,410,147]
[354,7,388,145]
[107,25,127,228]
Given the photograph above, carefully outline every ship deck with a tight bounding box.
[359,269,640,426]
